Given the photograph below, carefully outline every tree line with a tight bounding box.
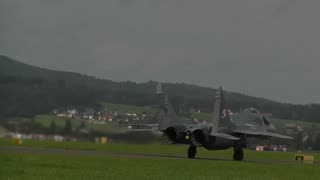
[1,75,320,123]
[1,54,320,122]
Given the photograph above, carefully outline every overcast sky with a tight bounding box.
[1,0,320,104]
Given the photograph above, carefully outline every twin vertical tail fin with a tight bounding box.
[212,87,224,133]
[210,87,237,139]
[156,83,180,131]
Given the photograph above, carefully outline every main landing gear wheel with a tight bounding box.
[233,148,244,161]
[188,145,197,159]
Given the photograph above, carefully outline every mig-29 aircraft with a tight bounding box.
[153,83,293,161]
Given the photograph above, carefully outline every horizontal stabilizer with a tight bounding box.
[211,133,240,140]
[263,132,294,139]
[233,129,293,139]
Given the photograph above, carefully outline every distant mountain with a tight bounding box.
[0,55,319,122]
[0,55,107,84]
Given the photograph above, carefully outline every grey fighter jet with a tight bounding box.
[156,84,293,161]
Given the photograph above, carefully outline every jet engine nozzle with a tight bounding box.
[191,129,210,146]
[163,127,187,143]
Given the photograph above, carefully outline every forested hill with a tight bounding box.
[1,55,319,122]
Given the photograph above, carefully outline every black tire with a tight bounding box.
[233,148,244,161]
[188,145,197,159]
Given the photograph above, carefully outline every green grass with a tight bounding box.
[1,138,320,162]
[34,115,120,134]
[191,112,213,121]
[1,138,320,179]
[101,102,155,114]
[1,152,320,180]
[34,115,74,128]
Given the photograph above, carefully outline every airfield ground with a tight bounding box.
[0,138,320,180]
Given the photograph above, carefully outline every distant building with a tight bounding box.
[66,108,78,118]
[83,108,95,120]
[54,135,63,142]
[57,110,68,117]
[126,113,137,117]
[256,146,264,152]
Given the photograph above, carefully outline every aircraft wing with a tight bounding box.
[232,128,293,139]
[211,133,240,140]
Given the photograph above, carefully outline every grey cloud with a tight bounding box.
[1,0,320,104]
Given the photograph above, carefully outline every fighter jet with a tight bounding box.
[156,83,293,161]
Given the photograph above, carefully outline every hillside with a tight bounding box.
[0,55,320,122]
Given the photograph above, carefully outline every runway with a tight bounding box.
[0,145,310,164]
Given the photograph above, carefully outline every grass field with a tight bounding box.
[1,138,320,161]
[2,102,320,179]
[101,102,155,114]
[33,115,120,134]
[191,112,213,121]
[1,152,319,180]
[1,138,320,180]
